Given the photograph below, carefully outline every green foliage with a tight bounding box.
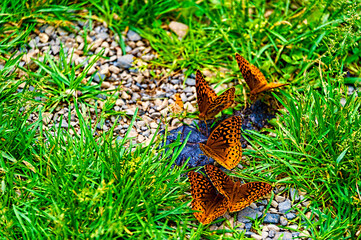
[244,76,361,238]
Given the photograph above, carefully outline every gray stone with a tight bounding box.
[285,213,296,220]
[279,199,291,213]
[290,188,300,201]
[237,207,262,223]
[185,78,196,86]
[245,222,252,230]
[93,72,106,83]
[280,216,288,226]
[263,213,280,224]
[117,54,134,69]
[169,21,188,38]
[127,30,141,41]
[61,119,68,128]
[268,230,275,238]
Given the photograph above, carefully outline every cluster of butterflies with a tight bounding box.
[188,53,287,224]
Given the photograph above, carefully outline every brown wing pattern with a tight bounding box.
[235,53,288,94]
[204,165,273,213]
[188,171,229,224]
[205,87,235,119]
[199,142,242,170]
[207,116,242,148]
[199,116,242,170]
[196,70,217,115]
[229,181,273,212]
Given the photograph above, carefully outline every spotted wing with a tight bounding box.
[188,171,229,224]
[235,53,263,91]
[204,165,272,212]
[204,87,235,119]
[199,142,242,170]
[207,116,242,148]
[251,82,288,95]
[196,70,217,116]
[228,181,273,212]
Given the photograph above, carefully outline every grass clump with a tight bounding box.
[244,76,361,238]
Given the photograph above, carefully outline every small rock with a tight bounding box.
[275,195,286,203]
[244,222,252,230]
[250,233,262,240]
[237,207,262,223]
[39,33,49,43]
[280,216,288,226]
[285,213,296,220]
[271,200,279,208]
[128,129,137,138]
[109,65,120,74]
[138,135,145,142]
[278,199,291,213]
[261,231,268,239]
[126,109,135,115]
[268,230,275,238]
[42,112,53,124]
[61,119,68,128]
[169,21,188,38]
[290,188,300,202]
[45,25,55,36]
[127,30,141,41]
[185,78,196,86]
[117,54,134,69]
[184,102,196,113]
[101,81,111,88]
[263,213,280,224]
[121,91,131,100]
[157,99,168,111]
[267,224,280,232]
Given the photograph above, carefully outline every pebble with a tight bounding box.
[237,207,262,223]
[290,188,300,201]
[286,213,296,220]
[250,233,262,240]
[280,216,288,226]
[39,33,49,43]
[117,54,134,68]
[263,213,280,224]
[278,199,292,213]
[275,195,286,203]
[127,30,141,41]
[169,21,189,38]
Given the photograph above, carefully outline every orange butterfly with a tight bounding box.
[199,116,242,170]
[205,164,273,213]
[196,70,235,120]
[170,93,184,114]
[188,171,229,224]
[235,53,288,95]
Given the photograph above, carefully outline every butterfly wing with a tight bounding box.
[205,164,235,197]
[229,181,273,213]
[251,82,289,95]
[188,171,229,224]
[199,142,242,170]
[196,70,217,117]
[204,87,235,119]
[207,116,242,148]
[235,53,263,91]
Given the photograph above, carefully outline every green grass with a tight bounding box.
[1,0,361,239]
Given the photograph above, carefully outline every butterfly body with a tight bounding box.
[205,164,273,213]
[196,70,235,120]
[235,53,288,94]
[188,171,228,224]
[199,116,242,170]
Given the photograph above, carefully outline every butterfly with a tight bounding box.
[170,93,184,115]
[205,164,273,213]
[235,53,288,95]
[196,70,235,120]
[199,116,242,170]
[188,171,229,224]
